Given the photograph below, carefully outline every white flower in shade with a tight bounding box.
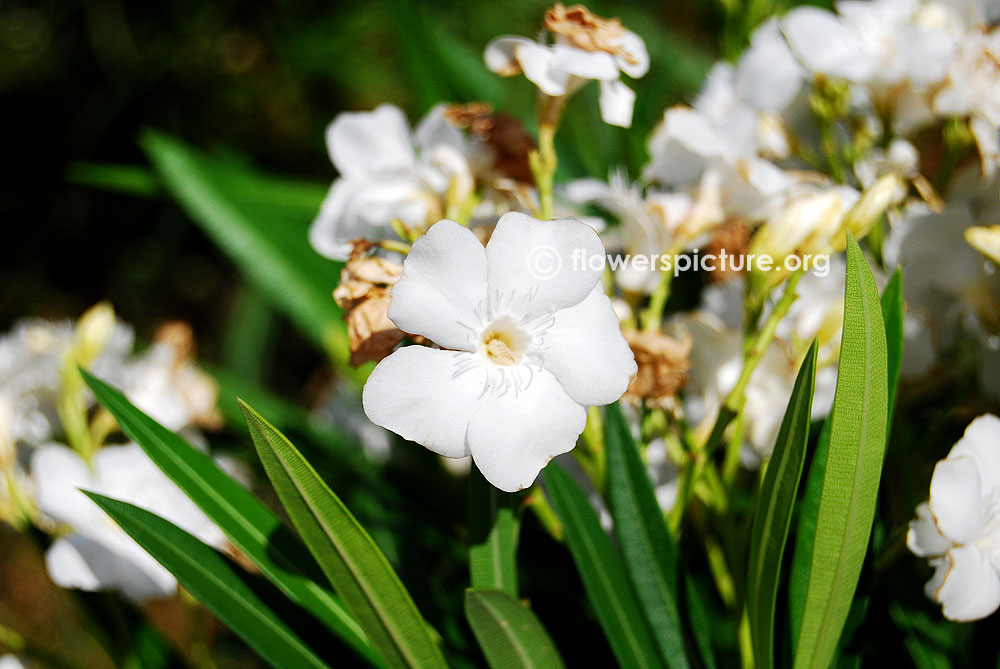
[309,104,479,260]
[484,3,648,128]
[0,655,26,669]
[31,442,226,602]
[362,214,636,492]
[907,414,1000,621]
[933,27,1000,177]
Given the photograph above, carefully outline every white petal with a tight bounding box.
[781,7,875,82]
[540,285,636,406]
[467,368,586,492]
[970,116,1000,179]
[45,536,101,592]
[598,79,636,128]
[31,444,98,528]
[363,347,486,458]
[906,502,952,558]
[484,212,605,319]
[929,455,983,545]
[612,31,649,78]
[414,104,467,156]
[47,533,177,602]
[389,219,487,350]
[515,41,570,96]
[950,414,1000,492]
[549,44,619,81]
[308,177,427,261]
[935,546,1000,621]
[484,36,533,76]
[737,18,804,112]
[326,104,416,177]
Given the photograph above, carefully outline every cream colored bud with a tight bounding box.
[837,174,904,247]
[74,301,116,366]
[966,225,1000,265]
[749,188,855,262]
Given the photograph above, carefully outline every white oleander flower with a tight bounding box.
[0,655,26,669]
[363,214,636,491]
[124,337,220,432]
[781,0,955,88]
[933,27,1000,177]
[309,104,480,260]
[32,442,226,602]
[907,414,1000,621]
[484,3,648,128]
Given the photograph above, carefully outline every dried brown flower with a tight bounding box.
[622,330,692,407]
[703,221,751,283]
[334,240,409,367]
[544,3,636,65]
[444,102,537,184]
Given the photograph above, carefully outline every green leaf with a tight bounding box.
[80,370,377,665]
[747,341,818,669]
[604,403,688,669]
[464,589,564,669]
[880,267,904,429]
[139,130,350,365]
[64,162,161,198]
[84,493,331,669]
[240,401,447,669]
[542,464,661,669]
[469,469,520,597]
[793,234,889,669]
[684,574,718,669]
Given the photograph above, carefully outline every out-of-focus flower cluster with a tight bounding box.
[0,303,234,602]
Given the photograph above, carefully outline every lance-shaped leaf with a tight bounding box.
[80,370,377,665]
[464,589,564,669]
[746,341,818,669]
[240,401,447,669]
[85,493,330,669]
[469,469,520,597]
[880,267,904,429]
[542,464,661,669]
[604,402,688,668]
[793,234,888,669]
[140,130,350,365]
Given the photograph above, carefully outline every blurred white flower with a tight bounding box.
[363,214,636,491]
[309,104,480,260]
[0,655,26,669]
[907,414,1000,621]
[31,442,226,602]
[484,3,648,127]
[781,0,955,87]
[933,27,1000,177]
[679,313,836,462]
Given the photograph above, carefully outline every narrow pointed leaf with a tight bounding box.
[80,370,377,665]
[464,589,564,669]
[240,401,447,669]
[542,464,661,669]
[85,493,330,669]
[793,234,889,669]
[139,130,350,364]
[469,469,520,597]
[747,341,818,669]
[880,267,904,428]
[604,403,688,668]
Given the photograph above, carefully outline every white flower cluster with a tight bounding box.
[0,303,230,602]
[304,1,1000,619]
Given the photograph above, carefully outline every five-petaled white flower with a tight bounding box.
[484,3,649,128]
[362,213,636,491]
[908,414,1000,621]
